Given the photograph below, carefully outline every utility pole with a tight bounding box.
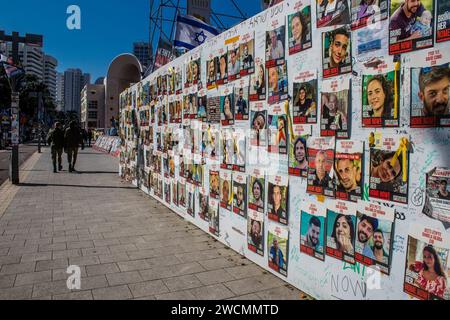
[0,31,43,184]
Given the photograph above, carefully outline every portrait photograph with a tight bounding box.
[293,78,318,124]
[288,6,312,55]
[268,223,289,277]
[247,210,264,256]
[322,26,352,78]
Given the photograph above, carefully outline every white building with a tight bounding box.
[44,55,57,101]
[81,84,105,129]
[63,69,90,115]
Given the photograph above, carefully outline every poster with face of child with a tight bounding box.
[423,167,450,227]
[240,32,255,77]
[209,166,220,200]
[300,199,326,261]
[267,175,289,225]
[268,222,289,277]
[248,209,264,256]
[250,103,268,148]
[233,173,248,218]
[287,3,313,55]
[307,136,336,197]
[248,169,266,213]
[293,71,318,124]
[369,134,410,204]
[208,198,220,237]
[316,0,351,28]
[437,0,450,43]
[388,0,434,55]
[288,124,311,178]
[404,223,450,300]
[355,200,395,275]
[335,139,363,202]
[322,26,352,78]
[351,0,389,30]
[409,48,450,127]
[320,76,351,139]
[361,57,400,127]
[326,200,357,264]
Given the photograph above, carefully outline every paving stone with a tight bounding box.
[85,263,120,277]
[163,274,203,292]
[15,270,52,287]
[106,271,143,286]
[195,269,235,286]
[155,290,198,300]
[92,285,132,300]
[223,275,285,296]
[255,285,305,300]
[225,265,266,280]
[53,291,93,300]
[32,280,70,298]
[117,259,150,272]
[189,283,235,300]
[0,285,33,300]
[35,259,68,272]
[197,257,237,271]
[0,261,36,275]
[0,274,16,289]
[128,280,169,298]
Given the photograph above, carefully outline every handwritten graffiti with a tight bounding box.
[411,187,424,207]
[342,261,366,277]
[331,274,367,298]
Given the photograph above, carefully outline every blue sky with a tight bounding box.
[0,0,261,81]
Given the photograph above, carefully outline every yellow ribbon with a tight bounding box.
[284,100,295,142]
[393,61,400,119]
[390,137,409,182]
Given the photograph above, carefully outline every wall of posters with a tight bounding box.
[118,0,450,300]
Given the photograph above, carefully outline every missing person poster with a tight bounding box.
[355,200,395,275]
[287,3,313,55]
[207,94,221,124]
[300,199,326,261]
[423,167,450,227]
[178,177,186,208]
[248,169,266,213]
[248,209,264,256]
[240,32,255,77]
[266,19,286,68]
[268,103,288,155]
[209,166,220,200]
[322,26,352,78]
[369,134,410,204]
[351,0,389,30]
[187,182,196,217]
[335,139,364,202]
[208,198,220,237]
[197,88,207,121]
[206,54,218,90]
[389,0,435,54]
[292,71,318,124]
[268,222,289,277]
[172,179,178,207]
[320,76,351,139]
[220,170,233,212]
[233,173,248,218]
[307,136,336,197]
[185,52,201,88]
[249,60,267,101]
[267,62,289,104]
[288,124,310,178]
[267,175,289,225]
[221,128,234,170]
[316,0,351,28]
[232,128,247,172]
[203,125,219,163]
[409,49,450,127]
[216,47,229,86]
[164,177,171,205]
[234,78,250,122]
[227,38,241,82]
[404,223,450,300]
[199,187,209,222]
[326,200,357,264]
[437,0,450,42]
[250,103,268,147]
[220,85,235,126]
[361,58,400,127]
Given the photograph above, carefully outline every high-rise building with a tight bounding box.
[44,55,57,101]
[63,68,83,115]
[133,42,152,70]
[82,73,91,87]
[81,84,105,129]
[56,72,65,111]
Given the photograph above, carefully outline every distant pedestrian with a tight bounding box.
[64,121,84,172]
[88,129,93,147]
[47,122,65,173]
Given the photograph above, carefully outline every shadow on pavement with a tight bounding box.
[18,182,137,190]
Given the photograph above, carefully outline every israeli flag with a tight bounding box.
[174,15,219,50]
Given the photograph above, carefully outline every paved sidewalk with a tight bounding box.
[0,147,310,300]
